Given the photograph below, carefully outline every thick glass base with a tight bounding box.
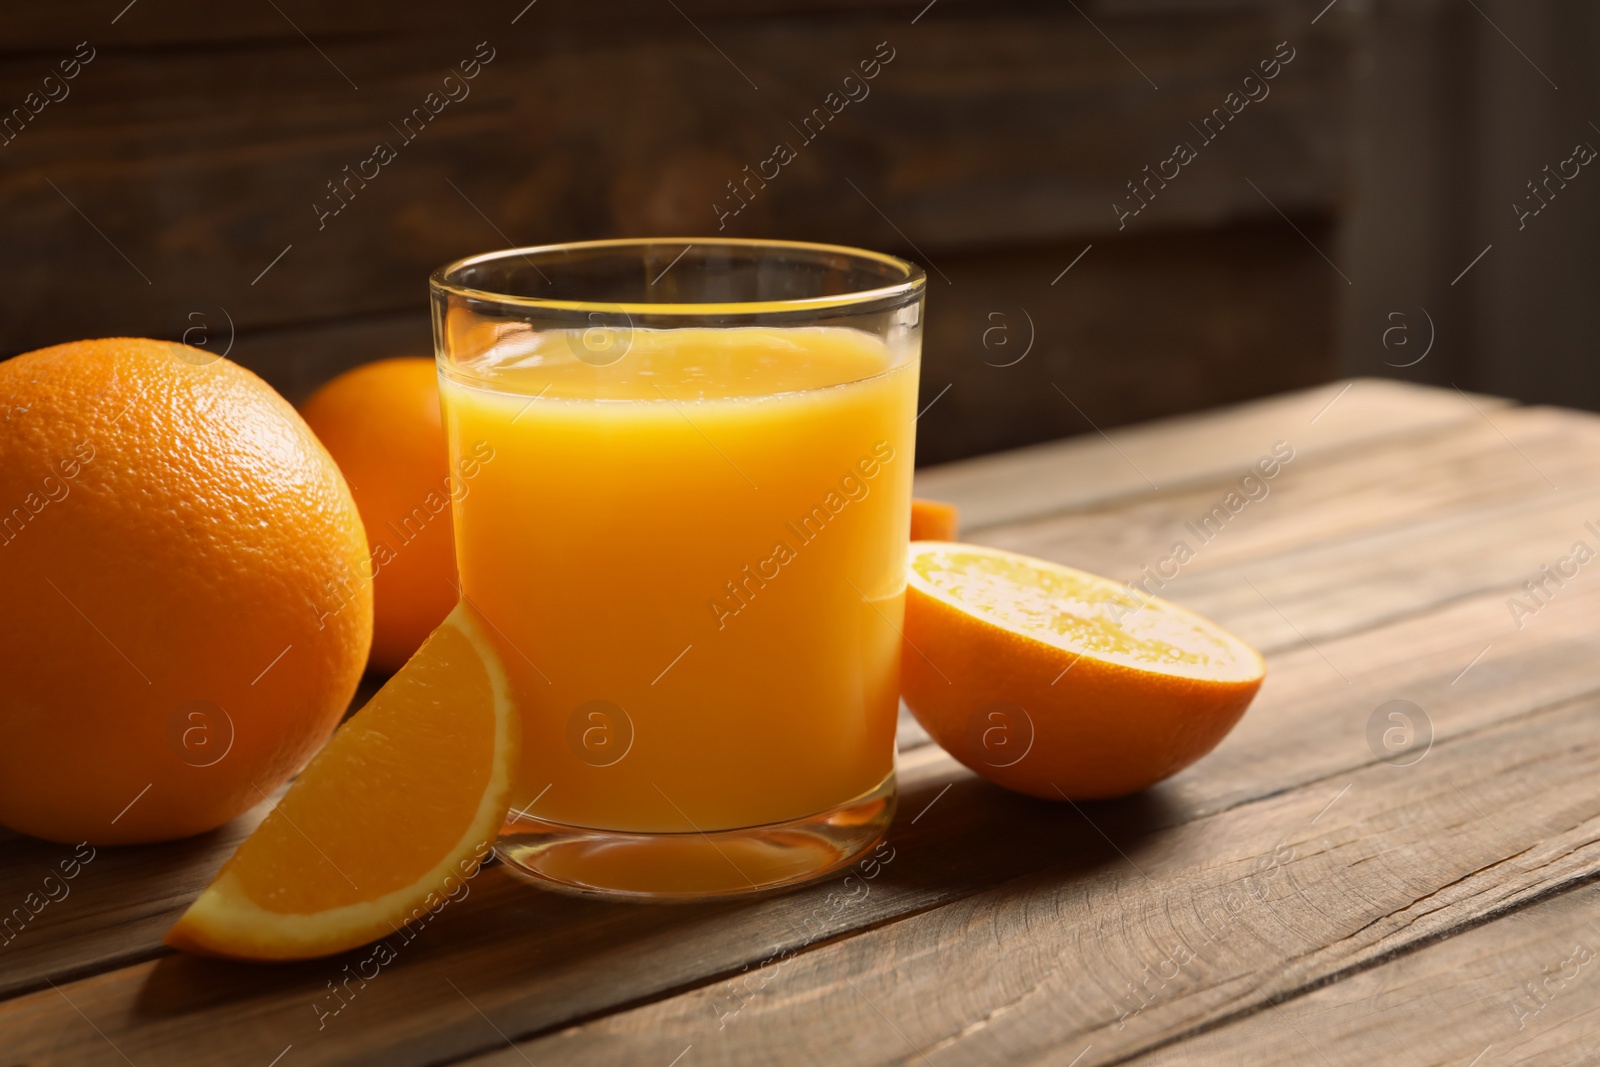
[495,772,896,901]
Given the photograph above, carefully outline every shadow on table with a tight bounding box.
[129,765,1181,1055]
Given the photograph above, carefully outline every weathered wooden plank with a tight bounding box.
[8,547,1600,1064]
[1164,477,1600,656]
[0,0,1031,52]
[0,808,268,1002]
[1147,573,1600,823]
[0,0,1310,51]
[911,222,1338,466]
[463,693,1600,1066]
[0,722,934,1006]
[226,224,1342,472]
[913,377,1510,529]
[974,404,1600,656]
[0,384,1507,992]
[1129,880,1600,1065]
[978,403,1599,584]
[0,380,1260,998]
[0,4,1351,357]
[0,387,1577,1004]
[10,385,1593,1065]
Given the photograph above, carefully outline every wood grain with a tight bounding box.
[0,808,268,1002]
[464,692,1600,1066]
[6,388,1600,1064]
[911,223,1340,466]
[0,380,1512,1000]
[976,403,1599,584]
[0,0,1318,51]
[227,224,1342,470]
[913,377,1509,529]
[916,401,1600,689]
[1129,879,1600,1066]
[0,1,1352,442]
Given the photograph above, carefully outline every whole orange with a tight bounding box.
[0,338,372,845]
[301,358,458,672]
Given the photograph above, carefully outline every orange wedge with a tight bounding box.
[166,603,518,960]
[910,497,960,542]
[901,543,1264,800]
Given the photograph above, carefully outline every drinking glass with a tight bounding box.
[430,238,925,898]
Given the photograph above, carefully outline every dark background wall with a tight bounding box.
[0,1,1592,466]
[1341,0,1600,412]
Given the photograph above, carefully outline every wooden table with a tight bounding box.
[6,378,1599,1065]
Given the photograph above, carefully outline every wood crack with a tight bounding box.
[1091,837,1600,1067]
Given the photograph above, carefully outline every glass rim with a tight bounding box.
[429,237,927,317]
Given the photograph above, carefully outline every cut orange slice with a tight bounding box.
[902,543,1264,800]
[166,603,517,961]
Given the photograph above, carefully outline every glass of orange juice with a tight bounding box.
[429,239,924,899]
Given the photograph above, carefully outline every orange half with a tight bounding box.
[901,543,1264,799]
[166,603,517,960]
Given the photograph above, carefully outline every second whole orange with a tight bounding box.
[301,357,465,672]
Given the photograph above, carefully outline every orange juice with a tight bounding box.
[439,326,917,834]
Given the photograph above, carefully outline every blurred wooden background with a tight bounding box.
[1,1,1593,464]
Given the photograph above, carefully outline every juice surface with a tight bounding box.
[440,326,917,832]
